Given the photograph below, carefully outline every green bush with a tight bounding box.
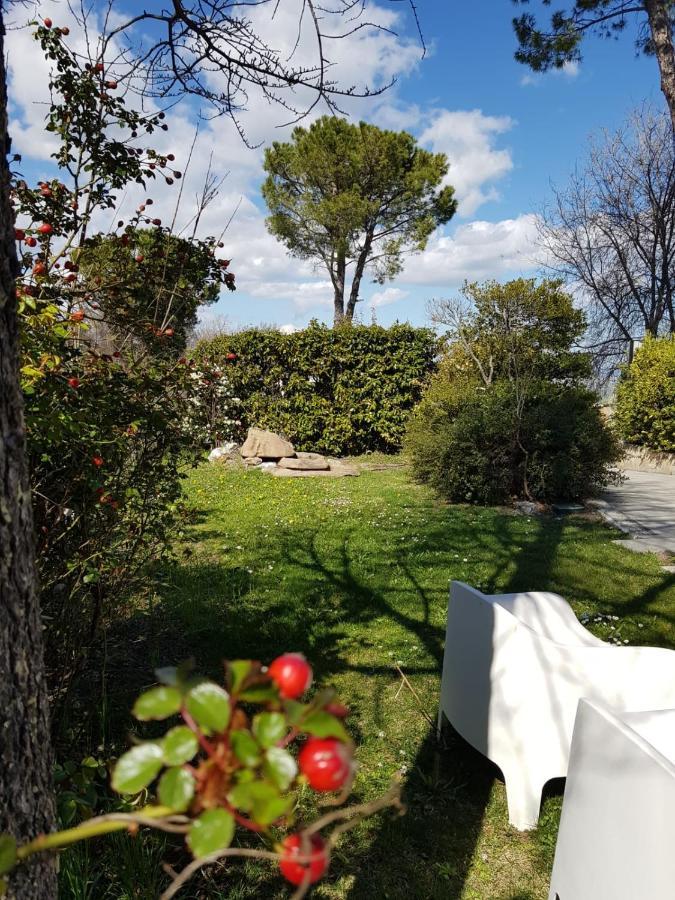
[615,336,675,452]
[192,322,438,455]
[406,279,622,505]
[405,367,620,504]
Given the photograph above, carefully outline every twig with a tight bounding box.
[394,665,436,730]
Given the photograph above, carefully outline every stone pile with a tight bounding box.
[209,428,359,477]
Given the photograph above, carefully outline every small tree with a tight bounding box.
[511,0,675,132]
[615,335,675,452]
[262,116,457,324]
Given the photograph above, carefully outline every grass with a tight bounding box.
[61,457,675,899]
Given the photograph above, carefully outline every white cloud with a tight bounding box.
[420,109,514,217]
[369,287,408,307]
[279,323,299,334]
[399,214,541,287]
[520,59,580,87]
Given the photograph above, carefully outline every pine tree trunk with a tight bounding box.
[644,0,675,133]
[0,7,58,897]
[333,251,346,326]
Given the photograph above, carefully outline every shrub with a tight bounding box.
[405,369,620,504]
[614,336,675,452]
[192,322,438,455]
[407,279,622,504]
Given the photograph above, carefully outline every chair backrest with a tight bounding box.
[549,699,675,900]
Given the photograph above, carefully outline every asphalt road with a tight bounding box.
[594,471,675,555]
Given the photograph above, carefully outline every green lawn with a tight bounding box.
[66,459,675,899]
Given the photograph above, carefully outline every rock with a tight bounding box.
[271,465,357,478]
[296,452,325,460]
[327,459,360,477]
[259,461,278,471]
[208,443,239,463]
[278,455,329,471]
[240,427,295,460]
[243,456,263,467]
[514,500,540,516]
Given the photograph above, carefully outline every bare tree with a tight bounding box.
[538,105,675,373]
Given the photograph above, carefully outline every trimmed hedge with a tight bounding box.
[192,322,438,455]
[615,336,675,453]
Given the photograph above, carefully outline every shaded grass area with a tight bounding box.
[61,460,675,899]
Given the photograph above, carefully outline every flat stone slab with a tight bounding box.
[278,456,329,471]
[271,462,359,478]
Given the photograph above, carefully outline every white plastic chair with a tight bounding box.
[438,581,675,829]
[549,698,675,900]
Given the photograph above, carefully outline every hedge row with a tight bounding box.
[192,322,439,455]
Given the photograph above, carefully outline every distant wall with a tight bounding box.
[620,445,675,476]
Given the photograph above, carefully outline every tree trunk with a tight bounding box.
[345,233,373,322]
[644,0,675,133]
[333,251,346,326]
[0,7,58,897]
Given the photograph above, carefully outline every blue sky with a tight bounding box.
[6,1,665,331]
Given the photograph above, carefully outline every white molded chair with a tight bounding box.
[549,699,675,900]
[438,581,675,829]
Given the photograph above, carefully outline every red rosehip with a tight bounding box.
[61,26,70,35]
[43,17,52,28]
[14,228,25,241]
[226,352,237,361]
[268,653,312,699]
[95,62,104,72]
[324,702,350,719]
[105,80,117,89]
[92,455,104,468]
[25,236,37,247]
[70,310,85,323]
[32,261,46,276]
[298,738,352,792]
[152,218,161,226]
[67,377,80,389]
[279,833,327,886]
[167,153,175,161]
[113,351,121,359]
[135,254,144,263]
[164,327,174,337]
[37,222,53,235]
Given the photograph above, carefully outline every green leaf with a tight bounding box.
[157,767,195,812]
[185,682,231,734]
[111,743,164,794]
[0,836,16,877]
[162,726,199,766]
[228,660,253,693]
[227,779,277,812]
[252,712,287,748]
[264,747,297,790]
[133,686,182,721]
[227,779,292,824]
[239,685,279,703]
[231,730,261,767]
[187,809,235,858]
[303,711,350,742]
[283,700,307,726]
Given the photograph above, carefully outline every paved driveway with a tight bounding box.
[593,470,675,555]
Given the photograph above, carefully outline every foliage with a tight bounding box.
[1,655,400,899]
[193,322,439,455]
[408,279,621,503]
[262,116,456,322]
[615,336,675,452]
[78,228,235,356]
[13,24,236,699]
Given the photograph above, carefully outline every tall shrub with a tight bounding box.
[406,280,621,504]
[193,322,438,455]
[614,336,675,452]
